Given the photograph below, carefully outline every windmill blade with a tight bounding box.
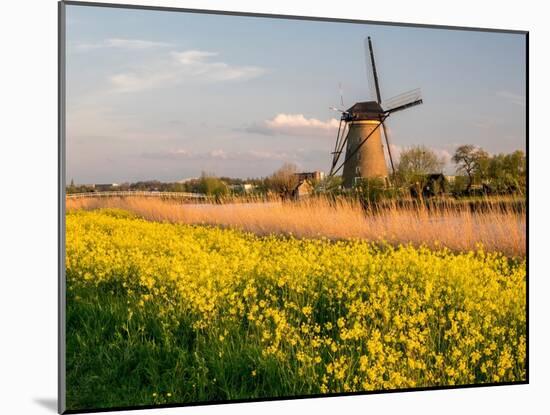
[383,88,423,114]
[331,118,344,157]
[380,121,396,175]
[334,121,349,158]
[329,120,351,176]
[364,36,382,104]
[329,119,345,176]
[338,82,345,107]
[330,121,350,174]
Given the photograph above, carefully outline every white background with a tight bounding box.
[0,0,546,414]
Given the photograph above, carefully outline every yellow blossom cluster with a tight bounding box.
[66,209,526,396]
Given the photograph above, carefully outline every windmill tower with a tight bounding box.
[340,102,388,187]
[329,37,423,188]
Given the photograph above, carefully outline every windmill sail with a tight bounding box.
[329,120,349,176]
[383,88,423,113]
[364,36,382,103]
[380,122,395,174]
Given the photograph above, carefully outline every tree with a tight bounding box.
[396,145,445,185]
[197,172,228,198]
[314,175,343,195]
[452,145,489,193]
[265,163,299,199]
[355,177,389,204]
[487,150,526,194]
[67,178,76,194]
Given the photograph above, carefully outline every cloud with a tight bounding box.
[170,50,265,82]
[246,114,340,137]
[141,148,295,162]
[172,50,218,64]
[109,49,265,93]
[496,90,526,107]
[109,71,176,93]
[75,38,172,51]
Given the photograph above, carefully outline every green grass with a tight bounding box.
[66,285,309,410]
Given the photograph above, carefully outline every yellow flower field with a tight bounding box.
[65,209,526,409]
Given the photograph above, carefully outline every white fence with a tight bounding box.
[66,191,207,199]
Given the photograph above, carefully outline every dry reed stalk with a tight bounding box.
[66,196,526,257]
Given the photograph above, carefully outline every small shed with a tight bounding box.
[423,174,447,197]
[410,174,448,199]
[292,180,313,199]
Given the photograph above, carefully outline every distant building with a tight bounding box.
[290,172,324,199]
[295,171,325,182]
[229,183,255,193]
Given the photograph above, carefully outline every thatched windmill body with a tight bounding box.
[329,37,423,188]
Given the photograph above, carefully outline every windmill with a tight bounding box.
[328,36,423,188]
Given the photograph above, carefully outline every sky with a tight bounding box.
[65,4,526,184]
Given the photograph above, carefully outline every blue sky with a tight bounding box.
[65,4,526,184]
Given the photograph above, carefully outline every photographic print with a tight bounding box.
[60,1,527,412]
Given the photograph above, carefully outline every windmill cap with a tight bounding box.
[346,101,384,120]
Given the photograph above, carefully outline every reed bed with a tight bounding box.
[66,196,526,257]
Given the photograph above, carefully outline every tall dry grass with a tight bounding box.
[66,196,526,257]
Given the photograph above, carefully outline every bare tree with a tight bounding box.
[265,163,299,199]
